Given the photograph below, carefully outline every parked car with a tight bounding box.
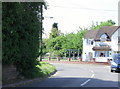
[110,53,120,72]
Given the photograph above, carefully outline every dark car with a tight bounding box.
[111,54,120,72]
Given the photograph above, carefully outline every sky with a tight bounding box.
[43,0,119,38]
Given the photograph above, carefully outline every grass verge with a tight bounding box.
[23,61,56,79]
[36,61,56,77]
[3,61,56,86]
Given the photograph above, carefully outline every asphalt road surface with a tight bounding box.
[21,63,119,87]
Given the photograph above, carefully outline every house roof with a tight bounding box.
[84,30,98,39]
[84,26,120,39]
[95,26,120,40]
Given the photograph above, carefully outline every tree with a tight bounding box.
[2,2,46,78]
[90,20,115,30]
[49,23,60,39]
[52,23,58,30]
[62,30,87,55]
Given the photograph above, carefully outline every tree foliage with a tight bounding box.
[49,23,60,39]
[90,20,115,30]
[52,23,58,30]
[44,30,87,57]
[2,2,45,77]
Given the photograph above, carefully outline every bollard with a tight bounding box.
[57,57,60,61]
[78,58,82,62]
[68,58,71,61]
[92,58,95,63]
[48,57,51,61]
[107,59,111,64]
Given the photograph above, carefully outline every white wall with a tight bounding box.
[82,38,94,61]
[111,28,120,52]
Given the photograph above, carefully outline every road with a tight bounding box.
[21,63,119,87]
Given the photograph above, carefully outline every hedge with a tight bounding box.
[2,2,44,76]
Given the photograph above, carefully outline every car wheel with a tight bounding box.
[111,70,113,72]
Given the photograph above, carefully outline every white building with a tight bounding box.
[82,26,120,62]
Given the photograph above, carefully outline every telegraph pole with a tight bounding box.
[118,0,120,25]
[39,1,52,61]
[40,4,43,61]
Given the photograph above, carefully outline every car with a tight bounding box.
[110,53,120,72]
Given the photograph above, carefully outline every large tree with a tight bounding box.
[2,2,46,77]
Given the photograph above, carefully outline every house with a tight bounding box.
[82,26,120,62]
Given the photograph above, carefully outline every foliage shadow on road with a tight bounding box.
[3,77,119,89]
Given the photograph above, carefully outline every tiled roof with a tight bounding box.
[95,26,120,40]
[84,30,98,39]
[84,26,120,39]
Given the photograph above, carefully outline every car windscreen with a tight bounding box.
[113,54,120,59]
[113,54,120,64]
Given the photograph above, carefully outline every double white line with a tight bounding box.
[80,70,95,87]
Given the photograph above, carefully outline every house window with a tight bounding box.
[95,51,109,57]
[91,41,93,45]
[100,33,109,42]
[99,42,108,46]
[118,36,120,43]
[95,51,98,57]
[100,53,105,57]
[87,39,94,45]
[86,39,88,44]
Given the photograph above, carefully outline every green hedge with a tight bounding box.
[2,2,43,76]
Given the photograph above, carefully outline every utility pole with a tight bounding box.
[118,0,120,25]
[39,1,52,61]
[40,4,43,61]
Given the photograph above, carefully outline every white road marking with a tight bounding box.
[90,70,95,78]
[80,70,95,87]
[80,79,91,86]
[91,74,95,78]
[105,66,110,68]
[91,70,94,73]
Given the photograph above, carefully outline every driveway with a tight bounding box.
[21,63,119,88]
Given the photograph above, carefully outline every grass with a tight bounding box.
[22,61,56,79]
[36,61,56,77]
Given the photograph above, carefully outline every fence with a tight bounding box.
[42,57,82,62]
[42,56,111,65]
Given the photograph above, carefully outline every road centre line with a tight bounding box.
[80,70,95,87]
[91,70,94,73]
[91,74,95,78]
[80,79,91,86]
